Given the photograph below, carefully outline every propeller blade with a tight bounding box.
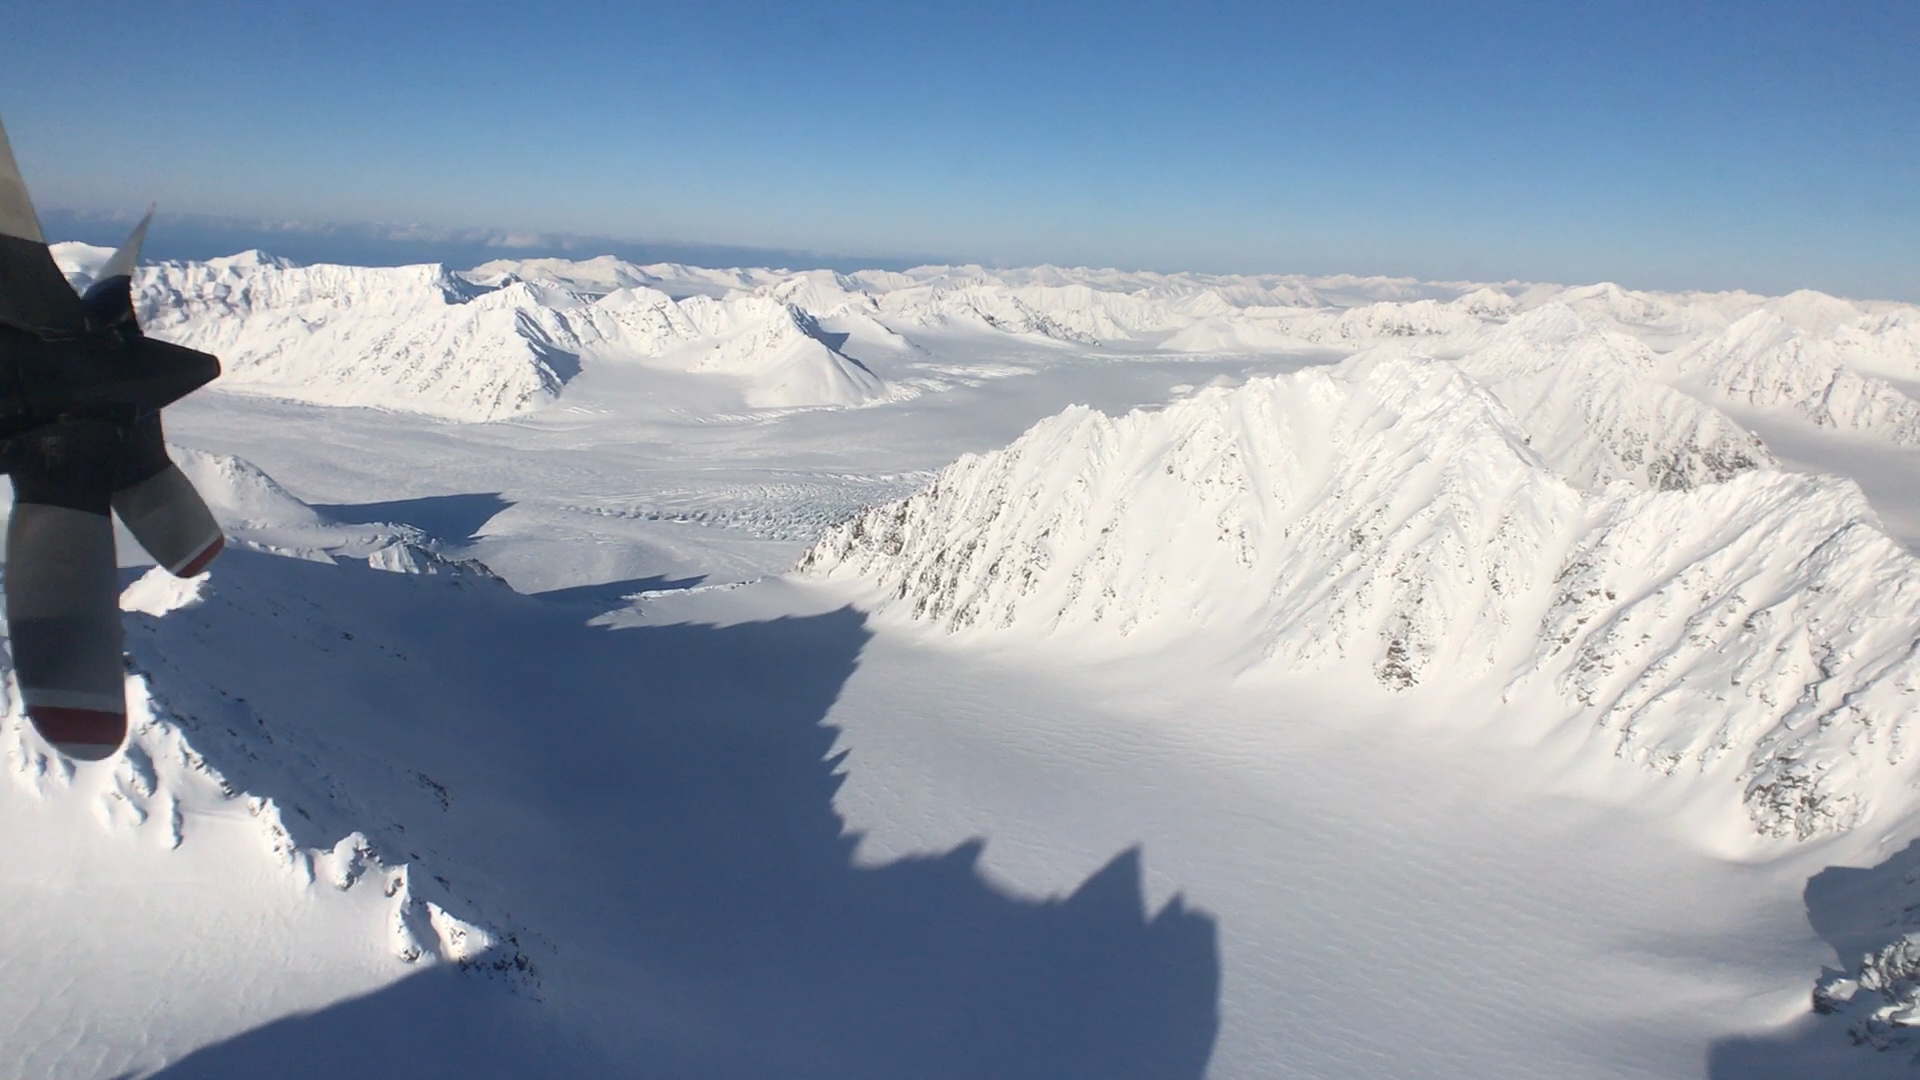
[0,112,44,245]
[5,420,128,760]
[111,413,223,577]
[113,467,223,577]
[0,112,86,333]
[80,204,154,329]
[95,204,153,285]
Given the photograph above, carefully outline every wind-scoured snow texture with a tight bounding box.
[1357,304,1776,490]
[801,358,1920,838]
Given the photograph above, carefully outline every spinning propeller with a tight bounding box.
[0,114,224,760]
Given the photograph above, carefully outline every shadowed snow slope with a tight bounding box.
[4,544,1219,1080]
[0,417,1217,1080]
[802,357,1920,840]
[161,444,494,572]
[1709,837,1920,1078]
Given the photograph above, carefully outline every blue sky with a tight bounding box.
[2,1,1915,298]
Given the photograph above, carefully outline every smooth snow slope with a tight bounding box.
[11,249,1920,1078]
[10,550,1219,1080]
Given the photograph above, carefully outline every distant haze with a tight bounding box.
[38,209,933,277]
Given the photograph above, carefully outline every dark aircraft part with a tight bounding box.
[111,411,223,577]
[0,114,226,760]
[5,419,128,759]
[0,330,221,427]
[79,275,135,330]
[0,234,83,336]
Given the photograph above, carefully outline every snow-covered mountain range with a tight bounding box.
[14,244,1920,1077]
[50,245,1920,430]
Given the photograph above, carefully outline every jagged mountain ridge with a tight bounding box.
[800,356,1920,839]
[1356,304,1777,490]
[138,254,575,421]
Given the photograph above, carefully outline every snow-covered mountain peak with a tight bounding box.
[1352,303,1773,491]
[192,248,302,275]
[126,258,570,421]
[40,241,1920,482]
[1553,280,1681,325]
[1676,308,1920,445]
[803,354,1920,839]
[468,253,665,296]
[17,235,1920,1072]
[1482,302,1651,363]
[800,356,1563,653]
[1835,306,1920,377]
[41,246,913,419]
[171,445,325,530]
[1454,286,1520,318]
[1766,288,1866,334]
[149,445,498,580]
[47,240,116,288]
[145,256,483,317]
[766,268,877,314]
[1719,307,1804,348]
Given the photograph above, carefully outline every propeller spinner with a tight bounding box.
[0,114,224,760]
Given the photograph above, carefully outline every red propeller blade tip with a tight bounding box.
[27,705,127,761]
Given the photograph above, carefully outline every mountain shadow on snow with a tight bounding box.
[532,573,706,609]
[1708,840,1920,1079]
[313,491,513,543]
[130,550,1219,1079]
